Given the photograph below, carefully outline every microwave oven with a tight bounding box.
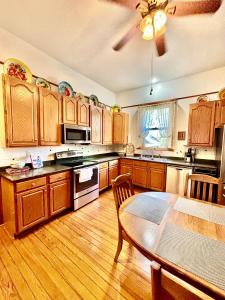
[62,124,91,144]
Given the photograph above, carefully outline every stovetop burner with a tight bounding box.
[55,150,98,169]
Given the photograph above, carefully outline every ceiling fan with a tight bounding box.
[104,0,221,56]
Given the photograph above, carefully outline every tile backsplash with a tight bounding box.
[0,144,122,167]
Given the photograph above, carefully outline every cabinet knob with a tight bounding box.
[31,183,36,186]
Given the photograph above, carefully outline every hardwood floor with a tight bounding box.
[0,188,151,300]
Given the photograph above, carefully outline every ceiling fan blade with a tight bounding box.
[104,0,140,9]
[166,0,221,16]
[113,22,139,51]
[155,33,167,56]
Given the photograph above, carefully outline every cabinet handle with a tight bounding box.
[31,183,36,187]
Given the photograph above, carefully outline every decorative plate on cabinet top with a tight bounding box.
[219,88,225,100]
[35,77,51,90]
[89,94,99,106]
[58,81,74,97]
[3,58,32,83]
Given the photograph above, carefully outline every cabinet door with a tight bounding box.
[63,96,77,124]
[3,75,38,147]
[133,166,147,187]
[49,179,71,216]
[103,110,113,144]
[39,88,62,145]
[109,165,119,186]
[17,186,48,233]
[148,169,166,192]
[120,165,133,179]
[77,100,90,127]
[90,106,102,144]
[113,112,129,145]
[188,101,215,147]
[99,168,108,191]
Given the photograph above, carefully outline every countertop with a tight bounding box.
[1,165,72,182]
[0,153,217,183]
[121,156,217,169]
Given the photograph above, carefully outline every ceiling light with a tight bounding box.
[153,10,167,31]
[143,24,154,40]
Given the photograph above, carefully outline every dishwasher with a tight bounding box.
[166,165,192,196]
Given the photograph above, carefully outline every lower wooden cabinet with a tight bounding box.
[17,186,48,232]
[99,167,109,191]
[108,160,119,186]
[1,170,71,236]
[119,159,166,192]
[49,179,71,216]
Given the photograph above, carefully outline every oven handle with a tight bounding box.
[74,166,99,175]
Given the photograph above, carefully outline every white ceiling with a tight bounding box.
[0,0,224,92]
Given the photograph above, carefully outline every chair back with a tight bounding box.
[151,261,213,300]
[112,173,134,214]
[184,174,222,204]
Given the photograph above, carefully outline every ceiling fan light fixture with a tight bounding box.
[142,24,154,40]
[153,9,167,31]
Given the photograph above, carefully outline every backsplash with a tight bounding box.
[0,144,122,167]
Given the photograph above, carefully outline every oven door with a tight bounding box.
[63,124,91,144]
[74,166,99,198]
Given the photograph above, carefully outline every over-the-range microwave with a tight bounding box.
[62,124,91,144]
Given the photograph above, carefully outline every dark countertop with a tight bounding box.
[1,165,72,183]
[93,155,120,163]
[121,156,217,169]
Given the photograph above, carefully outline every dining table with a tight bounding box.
[119,192,225,299]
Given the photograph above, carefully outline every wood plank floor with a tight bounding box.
[0,188,152,300]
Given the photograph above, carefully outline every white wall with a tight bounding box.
[0,28,117,166]
[116,67,225,160]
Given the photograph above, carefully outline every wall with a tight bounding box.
[116,67,225,160]
[0,28,117,167]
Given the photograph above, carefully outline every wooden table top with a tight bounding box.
[119,192,225,299]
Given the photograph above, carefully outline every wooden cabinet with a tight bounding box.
[188,101,216,147]
[133,161,148,188]
[49,179,71,216]
[90,105,102,144]
[215,100,225,128]
[108,160,119,186]
[147,163,166,191]
[103,110,113,144]
[39,88,62,146]
[77,100,90,127]
[17,186,48,232]
[113,112,129,145]
[3,75,39,147]
[63,96,77,124]
[120,159,133,178]
[1,170,71,236]
[99,162,109,191]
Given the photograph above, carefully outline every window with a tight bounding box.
[138,102,176,149]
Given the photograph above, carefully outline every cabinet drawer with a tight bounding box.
[120,159,133,165]
[16,177,46,193]
[133,160,148,167]
[49,171,71,183]
[109,159,119,167]
[148,162,166,170]
[99,162,108,169]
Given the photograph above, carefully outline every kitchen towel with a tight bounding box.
[79,168,93,183]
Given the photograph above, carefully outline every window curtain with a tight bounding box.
[138,102,176,148]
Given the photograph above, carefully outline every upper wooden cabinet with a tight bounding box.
[215,100,225,128]
[90,105,102,144]
[77,100,90,127]
[63,96,77,124]
[102,109,113,144]
[113,112,129,145]
[3,75,39,147]
[188,101,216,147]
[39,88,62,146]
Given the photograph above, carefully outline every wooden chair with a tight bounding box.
[112,173,134,262]
[184,174,223,204]
[151,261,213,300]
